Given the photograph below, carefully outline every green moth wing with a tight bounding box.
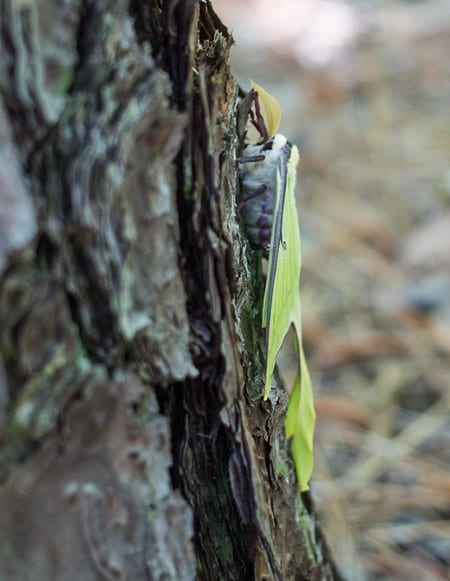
[285,342,315,492]
[261,140,315,492]
[239,83,316,491]
[262,142,300,399]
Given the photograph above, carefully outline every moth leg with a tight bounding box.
[237,153,266,164]
[237,184,267,219]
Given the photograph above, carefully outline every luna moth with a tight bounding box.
[238,81,316,492]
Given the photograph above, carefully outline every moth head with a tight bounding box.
[264,133,288,152]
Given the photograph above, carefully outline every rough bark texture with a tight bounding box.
[0,1,340,579]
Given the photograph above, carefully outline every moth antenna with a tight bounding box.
[250,91,270,143]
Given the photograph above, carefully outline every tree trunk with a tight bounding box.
[0,1,340,579]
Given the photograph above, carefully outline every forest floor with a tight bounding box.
[216,0,450,578]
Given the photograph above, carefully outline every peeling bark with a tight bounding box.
[0,1,340,580]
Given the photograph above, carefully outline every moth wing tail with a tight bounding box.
[285,300,316,491]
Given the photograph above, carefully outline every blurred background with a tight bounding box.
[214,0,450,578]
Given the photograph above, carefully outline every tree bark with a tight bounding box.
[0,1,340,579]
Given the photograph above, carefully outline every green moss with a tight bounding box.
[11,343,92,440]
[132,391,153,424]
[294,495,317,564]
[57,66,75,95]
[275,456,290,481]
[0,343,15,363]
[215,533,233,569]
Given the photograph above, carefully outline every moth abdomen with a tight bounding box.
[239,134,288,250]
[239,184,274,250]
